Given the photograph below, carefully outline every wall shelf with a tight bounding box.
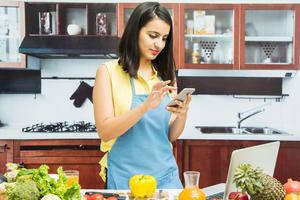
[245,36,293,42]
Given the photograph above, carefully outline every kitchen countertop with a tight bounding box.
[81,183,225,200]
[0,124,100,140]
[178,125,300,141]
[0,124,300,141]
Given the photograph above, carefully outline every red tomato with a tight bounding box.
[106,197,118,200]
[90,194,104,200]
[83,194,91,200]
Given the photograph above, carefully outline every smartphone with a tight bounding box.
[166,88,195,107]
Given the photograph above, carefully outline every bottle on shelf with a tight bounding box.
[192,43,201,64]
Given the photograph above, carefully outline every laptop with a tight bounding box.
[205,141,280,200]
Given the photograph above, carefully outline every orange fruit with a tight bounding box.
[284,193,300,200]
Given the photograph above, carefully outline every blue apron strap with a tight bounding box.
[129,77,136,96]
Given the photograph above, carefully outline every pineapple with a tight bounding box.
[233,163,285,200]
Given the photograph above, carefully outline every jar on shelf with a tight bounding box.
[96,13,108,35]
[192,43,201,64]
[38,12,52,34]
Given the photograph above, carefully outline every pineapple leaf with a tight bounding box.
[233,163,265,195]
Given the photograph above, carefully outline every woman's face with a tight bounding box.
[138,17,170,62]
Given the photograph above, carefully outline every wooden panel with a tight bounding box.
[19,157,100,164]
[174,140,183,182]
[13,139,105,189]
[20,150,101,157]
[0,141,13,173]
[15,139,100,146]
[182,140,300,188]
[274,141,300,183]
[182,140,241,188]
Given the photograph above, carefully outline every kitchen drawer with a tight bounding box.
[13,139,105,189]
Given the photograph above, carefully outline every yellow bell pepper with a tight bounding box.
[129,174,157,198]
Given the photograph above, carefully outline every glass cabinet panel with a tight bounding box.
[183,9,234,65]
[0,6,21,63]
[244,10,294,64]
[123,8,133,26]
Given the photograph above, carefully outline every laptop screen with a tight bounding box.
[223,141,280,200]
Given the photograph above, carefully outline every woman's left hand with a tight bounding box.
[166,94,192,118]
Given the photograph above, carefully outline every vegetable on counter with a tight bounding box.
[5,178,39,200]
[83,193,104,200]
[83,192,119,200]
[129,174,157,198]
[0,164,82,200]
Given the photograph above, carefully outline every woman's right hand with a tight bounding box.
[144,80,176,111]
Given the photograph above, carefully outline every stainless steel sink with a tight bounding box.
[195,126,289,135]
[243,127,285,134]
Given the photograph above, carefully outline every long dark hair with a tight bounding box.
[118,2,175,85]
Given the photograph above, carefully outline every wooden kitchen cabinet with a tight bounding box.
[13,139,105,189]
[118,3,179,67]
[180,140,300,188]
[180,140,242,187]
[180,4,239,69]
[240,4,300,70]
[270,141,300,183]
[0,140,13,173]
[180,4,300,70]
[25,3,117,36]
[0,1,26,68]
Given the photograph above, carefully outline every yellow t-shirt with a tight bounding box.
[99,59,162,182]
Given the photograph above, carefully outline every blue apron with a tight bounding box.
[107,77,182,189]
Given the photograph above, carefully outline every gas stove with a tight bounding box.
[22,121,97,133]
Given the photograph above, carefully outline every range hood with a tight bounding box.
[19,35,119,59]
[178,69,297,78]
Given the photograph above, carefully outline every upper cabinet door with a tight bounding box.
[25,3,117,36]
[180,4,239,69]
[118,3,179,67]
[0,1,26,68]
[240,4,299,69]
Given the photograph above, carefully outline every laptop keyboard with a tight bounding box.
[206,191,224,200]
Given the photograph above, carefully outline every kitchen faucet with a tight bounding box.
[237,103,270,129]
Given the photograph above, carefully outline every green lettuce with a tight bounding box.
[16,165,82,200]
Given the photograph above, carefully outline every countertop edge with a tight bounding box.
[1,125,300,141]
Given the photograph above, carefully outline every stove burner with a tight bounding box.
[22,121,97,133]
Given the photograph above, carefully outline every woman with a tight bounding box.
[93,2,192,189]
